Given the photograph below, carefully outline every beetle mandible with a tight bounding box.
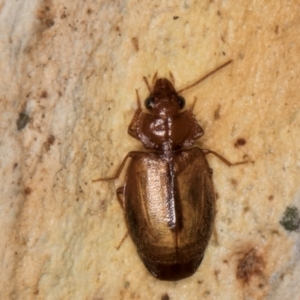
[94,60,249,281]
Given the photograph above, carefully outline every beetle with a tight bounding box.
[94,60,249,280]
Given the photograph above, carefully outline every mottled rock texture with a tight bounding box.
[0,1,300,299]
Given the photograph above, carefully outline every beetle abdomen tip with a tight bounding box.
[142,255,204,281]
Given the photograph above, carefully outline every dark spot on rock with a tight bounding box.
[214,105,221,120]
[132,37,139,52]
[236,249,265,284]
[161,293,170,300]
[41,90,48,98]
[280,206,300,231]
[203,290,211,296]
[243,206,250,213]
[45,19,54,27]
[17,112,30,131]
[235,138,246,147]
[230,178,237,187]
[24,187,33,195]
[173,16,179,20]
[44,134,55,151]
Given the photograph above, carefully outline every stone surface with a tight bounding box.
[1,0,300,299]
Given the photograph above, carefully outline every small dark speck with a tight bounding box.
[222,51,226,56]
[41,90,48,98]
[45,19,55,27]
[280,206,300,231]
[274,25,279,34]
[132,37,139,52]
[108,107,111,111]
[230,178,238,187]
[235,138,246,147]
[13,163,18,170]
[243,206,250,213]
[214,105,221,120]
[24,187,33,195]
[17,112,30,131]
[87,8,93,14]
[161,293,170,300]
[124,281,130,289]
[173,16,179,20]
[268,195,274,201]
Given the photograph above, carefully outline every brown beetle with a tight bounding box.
[94,60,248,280]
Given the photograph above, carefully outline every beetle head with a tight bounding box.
[144,78,185,115]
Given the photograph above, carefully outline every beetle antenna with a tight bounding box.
[143,76,152,93]
[152,71,158,85]
[177,60,233,94]
[135,89,142,110]
[190,96,197,112]
[169,71,175,85]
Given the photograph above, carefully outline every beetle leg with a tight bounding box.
[128,90,143,139]
[202,149,253,166]
[116,231,129,250]
[190,96,197,113]
[93,151,138,182]
[212,224,219,246]
[116,186,125,209]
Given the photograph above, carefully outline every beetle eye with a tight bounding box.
[145,96,155,109]
[177,96,185,109]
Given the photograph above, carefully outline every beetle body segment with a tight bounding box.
[123,148,215,280]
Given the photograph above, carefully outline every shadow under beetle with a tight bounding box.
[94,60,250,281]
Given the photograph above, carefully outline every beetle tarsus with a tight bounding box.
[202,148,253,167]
